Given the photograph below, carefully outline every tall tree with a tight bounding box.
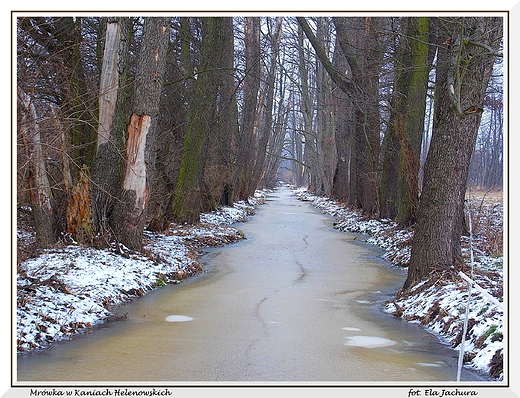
[111,17,170,250]
[296,22,319,193]
[314,17,337,197]
[147,17,194,232]
[380,17,430,225]
[234,17,261,200]
[333,17,382,214]
[172,17,237,223]
[18,90,56,246]
[202,17,238,207]
[251,17,283,194]
[404,17,503,289]
[91,17,133,244]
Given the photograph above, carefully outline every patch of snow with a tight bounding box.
[345,335,397,348]
[165,315,193,322]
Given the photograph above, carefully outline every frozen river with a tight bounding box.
[17,188,484,383]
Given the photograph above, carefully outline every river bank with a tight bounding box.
[16,192,266,353]
[294,188,504,380]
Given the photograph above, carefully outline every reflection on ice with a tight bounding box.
[342,327,362,331]
[165,315,193,322]
[417,362,443,367]
[345,335,397,348]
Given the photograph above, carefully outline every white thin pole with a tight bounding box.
[457,281,472,381]
[457,201,475,382]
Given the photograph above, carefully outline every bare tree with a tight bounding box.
[91,17,133,244]
[405,17,503,289]
[172,17,237,223]
[234,17,262,200]
[380,17,431,225]
[111,17,170,250]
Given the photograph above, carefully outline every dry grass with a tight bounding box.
[465,188,503,258]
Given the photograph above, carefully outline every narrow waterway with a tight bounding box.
[17,188,483,383]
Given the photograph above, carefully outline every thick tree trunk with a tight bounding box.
[203,17,238,207]
[395,17,430,225]
[404,17,502,289]
[91,18,132,244]
[325,17,381,214]
[172,17,237,223]
[111,17,170,250]
[380,17,430,225]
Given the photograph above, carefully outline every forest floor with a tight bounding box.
[15,187,505,380]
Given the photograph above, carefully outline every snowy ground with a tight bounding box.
[16,186,504,380]
[16,193,265,353]
[294,188,504,380]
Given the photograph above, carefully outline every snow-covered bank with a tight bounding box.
[294,188,504,380]
[16,193,266,353]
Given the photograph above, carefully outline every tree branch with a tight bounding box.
[296,17,353,96]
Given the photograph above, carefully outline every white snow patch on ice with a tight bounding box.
[345,336,397,348]
[165,315,193,322]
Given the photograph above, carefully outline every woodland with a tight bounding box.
[17,15,504,295]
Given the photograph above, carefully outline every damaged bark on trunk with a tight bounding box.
[111,17,170,250]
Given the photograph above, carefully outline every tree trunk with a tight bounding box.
[111,17,170,250]
[297,24,319,193]
[203,17,238,207]
[234,17,261,200]
[18,90,56,246]
[91,17,132,244]
[404,17,502,289]
[380,17,430,225]
[314,17,337,197]
[331,31,352,202]
[251,17,283,194]
[172,17,237,223]
[395,17,430,225]
[339,17,381,215]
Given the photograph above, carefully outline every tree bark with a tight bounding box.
[336,17,381,214]
[203,17,238,207]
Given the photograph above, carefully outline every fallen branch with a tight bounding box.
[18,273,75,295]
